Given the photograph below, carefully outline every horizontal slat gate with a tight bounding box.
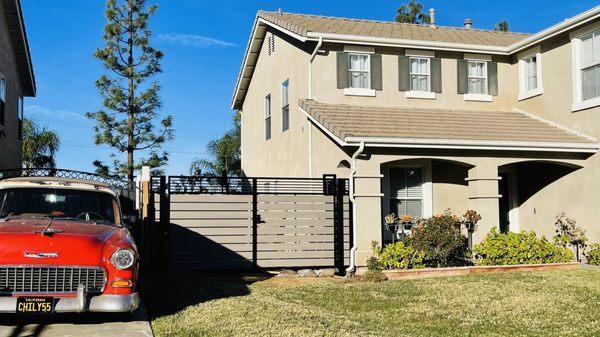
[157,176,351,271]
[169,194,253,269]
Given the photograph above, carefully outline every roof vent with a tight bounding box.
[429,8,436,28]
[464,19,472,30]
[277,8,283,15]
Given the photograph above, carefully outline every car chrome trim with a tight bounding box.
[0,293,139,313]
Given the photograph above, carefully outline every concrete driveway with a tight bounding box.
[0,305,153,337]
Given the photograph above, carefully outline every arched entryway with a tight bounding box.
[497,160,582,234]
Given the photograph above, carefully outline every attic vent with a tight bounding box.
[267,33,275,56]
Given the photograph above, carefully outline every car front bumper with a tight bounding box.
[0,292,139,313]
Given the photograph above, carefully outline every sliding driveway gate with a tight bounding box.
[148,175,352,271]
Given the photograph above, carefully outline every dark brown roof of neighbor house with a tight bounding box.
[258,11,530,47]
[299,99,597,147]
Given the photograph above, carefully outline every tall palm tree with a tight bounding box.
[189,130,240,177]
[21,118,61,169]
[395,0,430,25]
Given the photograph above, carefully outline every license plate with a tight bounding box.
[16,297,55,314]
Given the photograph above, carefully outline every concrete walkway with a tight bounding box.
[0,304,153,337]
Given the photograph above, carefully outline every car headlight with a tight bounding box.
[111,249,136,270]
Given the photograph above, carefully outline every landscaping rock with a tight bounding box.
[297,269,317,277]
[316,268,336,277]
[276,269,298,278]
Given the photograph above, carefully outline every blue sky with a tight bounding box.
[21,0,598,175]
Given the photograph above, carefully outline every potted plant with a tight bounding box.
[384,213,400,243]
[462,209,481,232]
[399,214,415,231]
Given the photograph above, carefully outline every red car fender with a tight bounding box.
[100,228,139,295]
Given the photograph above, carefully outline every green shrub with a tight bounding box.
[407,210,470,267]
[585,244,600,266]
[373,241,425,270]
[474,227,574,265]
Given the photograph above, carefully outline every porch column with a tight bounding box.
[466,163,501,243]
[353,162,384,267]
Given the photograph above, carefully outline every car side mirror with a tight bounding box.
[123,215,138,229]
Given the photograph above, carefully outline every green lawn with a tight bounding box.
[143,268,600,337]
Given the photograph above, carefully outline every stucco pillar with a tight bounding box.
[353,160,384,267]
[466,163,501,243]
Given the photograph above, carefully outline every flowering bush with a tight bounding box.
[474,227,574,265]
[407,210,469,267]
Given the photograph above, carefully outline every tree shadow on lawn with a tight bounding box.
[140,269,273,319]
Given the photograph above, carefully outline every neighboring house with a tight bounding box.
[0,0,35,169]
[232,7,600,266]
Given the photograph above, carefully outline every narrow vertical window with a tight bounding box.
[264,94,271,140]
[348,53,370,89]
[409,57,430,92]
[0,73,6,126]
[467,61,487,94]
[523,56,538,91]
[281,80,289,132]
[581,32,600,101]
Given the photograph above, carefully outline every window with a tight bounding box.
[389,167,423,219]
[281,80,289,132]
[264,94,271,140]
[0,73,6,126]
[409,57,430,92]
[18,97,23,140]
[467,61,487,94]
[348,53,370,89]
[523,56,538,91]
[581,32,600,101]
[518,48,543,101]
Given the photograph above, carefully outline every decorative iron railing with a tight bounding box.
[0,168,131,189]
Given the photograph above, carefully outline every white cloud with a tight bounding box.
[157,33,235,48]
[25,105,85,120]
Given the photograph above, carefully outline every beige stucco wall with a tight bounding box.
[239,19,600,266]
[0,0,23,169]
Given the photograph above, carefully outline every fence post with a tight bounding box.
[252,178,258,269]
[141,167,152,268]
[159,176,170,269]
[333,177,345,274]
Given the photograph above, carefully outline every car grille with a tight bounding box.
[0,267,106,294]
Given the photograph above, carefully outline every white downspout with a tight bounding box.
[346,141,365,274]
[308,36,323,99]
[307,36,323,178]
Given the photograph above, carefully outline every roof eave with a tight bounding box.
[4,0,36,97]
[508,5,600,54]
[306,32,511,55]
[344,136,600,153]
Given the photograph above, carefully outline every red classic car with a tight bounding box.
[0,176,139,314]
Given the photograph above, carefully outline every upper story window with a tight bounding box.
[409,57,430,92]
[348,53,370,89]
[518,47,543,101]
[281,80,289,132]
[0,73,6,126]
[581,32,600,101]
[458,56,497,102]
[336,49,381,97]
[399,51,440,99]
[467,61,488,95]
[264,94,271,141]
[572,28,600,111]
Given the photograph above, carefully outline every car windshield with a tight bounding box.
[0,188,121,225]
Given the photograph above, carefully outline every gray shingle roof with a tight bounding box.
[259,11,530,47]
[299,99,596,145]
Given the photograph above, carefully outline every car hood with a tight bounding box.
[0,219,120,266]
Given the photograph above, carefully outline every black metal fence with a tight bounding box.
[144,174,352,273]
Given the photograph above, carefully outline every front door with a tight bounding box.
[498,173,510,233]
